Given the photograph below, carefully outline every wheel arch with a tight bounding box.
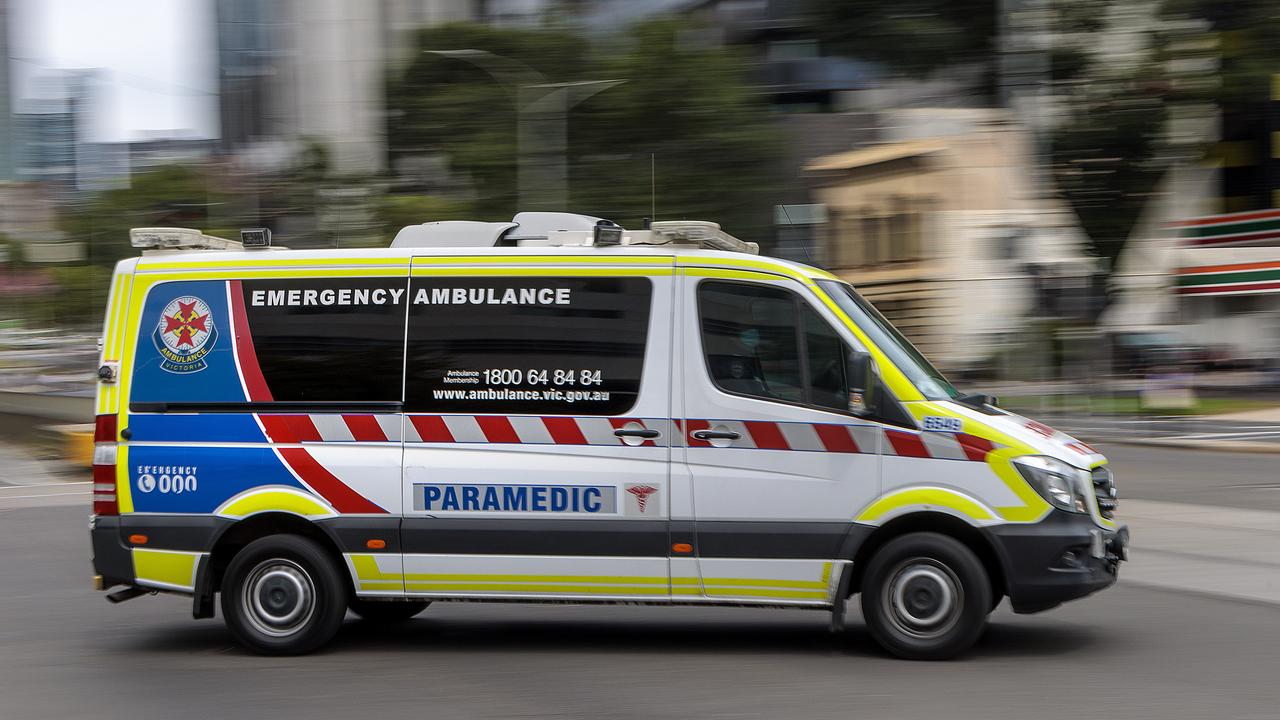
[847,512,1007,604]
[197,512,352,616]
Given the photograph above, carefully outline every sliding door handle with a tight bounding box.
[691,429,741,441]
[614,428,660,439]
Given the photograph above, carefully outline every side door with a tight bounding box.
[399,259,675,600]
[674,270,883,604]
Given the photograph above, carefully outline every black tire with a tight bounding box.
[860,532,992,660]
[349,599,430,623]
[220,534,347,655]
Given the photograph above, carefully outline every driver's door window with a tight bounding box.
[697,281,849,412]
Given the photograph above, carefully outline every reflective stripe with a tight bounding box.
[132,548,202,591]
[308,414,354,442]
[350,553,833,600]
[215,487,336,519]
[856,487,998,523]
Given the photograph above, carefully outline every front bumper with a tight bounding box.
[987,510,1128,614]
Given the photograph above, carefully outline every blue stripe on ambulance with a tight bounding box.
[127,445,304,514]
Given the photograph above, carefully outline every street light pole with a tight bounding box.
[428,50,623,211]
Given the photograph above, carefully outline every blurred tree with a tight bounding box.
[1161,0,1280,111]
[61,164,232,270]
[1051,71,1171,265]
[36,265,112,327]
[572,19,783,241]
[386,19,782,243]
[387,23,585,220]
[806,0,997,78]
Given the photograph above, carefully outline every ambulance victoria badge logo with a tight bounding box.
[153,295,216,373]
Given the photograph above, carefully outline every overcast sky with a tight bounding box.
[11,0,218,142]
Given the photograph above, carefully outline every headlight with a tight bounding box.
[1012,455,1090,514]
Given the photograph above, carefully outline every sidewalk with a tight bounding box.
[1120,499,1280,606]
[0,441,77,488]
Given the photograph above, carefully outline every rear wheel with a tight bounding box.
[349,598,430,623]
[220,535,347,655]
[860,532,991,660]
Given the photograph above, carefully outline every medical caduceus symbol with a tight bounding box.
[627,485,658,513]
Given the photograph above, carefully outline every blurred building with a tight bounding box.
[215,0,476,175]
[10,69,124,196]
[0,0,13,182]
[127,138,218,174]
[1107,69,1280,366]
[808,109,1096,372]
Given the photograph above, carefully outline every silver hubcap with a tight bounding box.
[884,559,963,639]
[242,559,315,638]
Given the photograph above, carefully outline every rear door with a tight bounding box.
[399,257,676,600]
[121,265,410,594]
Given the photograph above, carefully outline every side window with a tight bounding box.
[405,276,652,416]
[129,277,408,406]
[697,281,850,412]
[802,304,850,411]
[240,278,408,402]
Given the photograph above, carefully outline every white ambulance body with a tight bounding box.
[90,214,1126,659]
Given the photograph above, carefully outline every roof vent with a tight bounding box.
[391,221,518,248]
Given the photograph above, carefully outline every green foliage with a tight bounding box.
[387,23,587,220]
[386,18,783,243]
[1052,86,1170,264]
[61,164,233,269]
[1161,0,1280,111]
[40,265,112,327]
[572,19,783,241]
[807,0,997,78]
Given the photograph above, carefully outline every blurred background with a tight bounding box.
[3,0,1280,440]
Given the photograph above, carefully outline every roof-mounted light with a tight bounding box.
[646,221,759,254]
[129,227,243,252]
[239,227,272,249]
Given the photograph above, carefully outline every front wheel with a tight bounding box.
[220,535,347,655]
[860,532,992,660]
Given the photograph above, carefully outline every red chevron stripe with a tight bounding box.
[886,430,929,457]
[744,421,789,450]
[408,415,454,443]
[228,280,273,402]
[956,433,994,461]
[544,416,588,445]
[343,414,387,442]
[259,414,322,443]
[476,415,520,443]
[813,423,859,453]
[277,447,385,514]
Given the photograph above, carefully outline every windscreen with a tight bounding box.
[816,279,959,401]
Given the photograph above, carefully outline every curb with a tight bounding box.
[1084,436,1280,454]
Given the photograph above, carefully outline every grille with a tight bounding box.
[1092,466,1118,519]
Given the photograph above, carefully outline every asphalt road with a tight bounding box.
[1095,442,1280,512]
[1,502,1279,720]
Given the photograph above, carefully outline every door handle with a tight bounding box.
[691,429,741,441]
[614,428,660,439]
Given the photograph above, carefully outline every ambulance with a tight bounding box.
[89,213,1127,659]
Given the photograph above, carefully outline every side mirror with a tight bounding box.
[846,351,876,415]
